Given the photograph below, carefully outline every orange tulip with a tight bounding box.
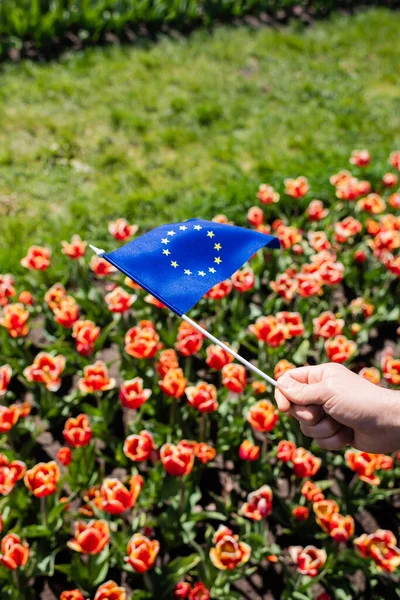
[0,454,26,495]
[221,363,247,394]
[156,349,179,377]
[284,176,309,198]
[72,319,101,356]
[251,381,267,395]
[276,311,304,338]
[90,256,117,277]
[175,321,204,356]
[209,526,251,570]
[159,367,187,398]
[94,580,126,600]
[0,533,29,570]
[189,583,210,600]
[313,311,345,339]
[45,282,67,309]
[354,529,400,572]
[108,218,138,240]
[78,360,116,394]
[388,191,400,207]
[20,245,51,270]
[120,377,152,409]
[345,450,381,485]
[125,321,162,359]
[186,382,218,413]
[276,440,296,463]
[206,344,233,370]
[358,193,386,215]
[296,272,323,298]
[239,440,260,461]
[247,206,264,226]
[100,475,143,515]
[63,414,92,447]
[328,513,355,542]
[359,366,381,385]
[257,183,279,205]
[334,216,362,243]
[124,431,155,462]
[350,149,370,167]
[382,355,400,386]
[24,461,60,497]
[105,286,136,313]
[160,442,195,476]
[231,267,255,292]
[53,297,80,328]
[301,480,324,503]
[194,443,216,464]
[240,485,273,521]
[313,500,339,533]
[247,400,278,433]
[274,360,295,380]
[68,520,110,554]
[60,590,86,600]
[306,199,328,221]
[205,280,232,300]
[289,545,326,577]
[61,235,87,259]
[270,271,298,301]
[0,404,20,433]
[325,335,356,363]
[0,365,12,398]
[57,447,72,466]
[0,303,30,337]
[292,448,321,478]
[23,352,66,392]
[125,533,160,572]
[249,316,287,347]
[0,274,15,307]
[175,582,191,598]
[292,506,309,521]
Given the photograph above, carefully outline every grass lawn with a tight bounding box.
[1,8,400,274]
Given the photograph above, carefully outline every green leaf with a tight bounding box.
[23,525,50,538]
[292,340,310,364]
[191,511,227,523]
[36,553,55,576]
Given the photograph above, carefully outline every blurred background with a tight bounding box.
[0,1,400,272]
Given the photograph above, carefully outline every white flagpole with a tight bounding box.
[89,245,277,387]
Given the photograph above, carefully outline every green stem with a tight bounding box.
[179,477,186,513]
[143,571,154,593]
[40,496,47,528]
[199,413,206,442]
[262,434,268,460]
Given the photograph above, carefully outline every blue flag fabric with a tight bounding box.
[103,218,280,316]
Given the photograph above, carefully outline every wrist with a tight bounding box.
[380,387,400,452]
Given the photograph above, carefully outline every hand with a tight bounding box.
[275,363,400,454]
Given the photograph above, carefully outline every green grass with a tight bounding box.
[1,8,400,273]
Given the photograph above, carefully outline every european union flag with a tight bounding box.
[102,218,280,316]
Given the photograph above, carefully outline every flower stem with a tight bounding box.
[179,477,186,514]
[143,571,153,593]
[199,413,206,442]
[262,434,268,460]
[40,496,47,528]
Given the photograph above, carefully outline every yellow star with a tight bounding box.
[171,261,179,268]
[163,249,171,256]
[207,231,215,238]
[214,257,222,264]
[209,267,216,273]
[184,269,192,276]
[214,243,222,251]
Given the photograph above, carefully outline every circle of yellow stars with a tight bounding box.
[160,224,222,277]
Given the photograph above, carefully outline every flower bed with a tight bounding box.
[0,149,399,599]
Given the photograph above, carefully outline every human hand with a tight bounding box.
[275,363,400,453]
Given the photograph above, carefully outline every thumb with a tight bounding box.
[277,371,327,406]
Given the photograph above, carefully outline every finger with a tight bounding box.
[315,426,354,451]
[277,364,329,385]
[300,415,342,439]
[290,404,324,425]
[276,375,327,406]
[274,388,291,413]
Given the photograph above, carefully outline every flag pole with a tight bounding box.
[181,315,277,387]
[89,245,277,387]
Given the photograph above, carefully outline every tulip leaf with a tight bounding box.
[23,525,50,537]
[292,340,310,364]
[36,553,55,576]
[191,510,227,522]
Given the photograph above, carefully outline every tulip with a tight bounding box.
[104,286,136,313]
[301,480,325,503]
[72,319,101,356]
[189,583,210,600]
[388,191,400,208]
[276,224,302,249]
[0,303,29,337]
[0,274,15,307]
[257,183,279,205]
[57,447,72,466]
[247,400,278,433]
[334,216,362,243]
[251,380,267,395]
[144,294,166,309]
[292,506,309,521]
[120,377,152,409]
[354,249,367,263]
[63,414,92,448]
[328,513,355,542]
[100,475,143,514]
[383,173,398,187]
[60,590,86,600]
[160,442,195,476]
[78,360,116,394]
[175,321,204,356]
[284,176,309,198]
[240,485,273,520]
[274,360,295,380]
[159,367,187,398]
[276,311,304,338]
[194,443,216,464]
[359,366,380,385]
[276,440,296,463]
[125,533,160,572]
[0,405,20,433]
[221,363,247,393]
[68,520,110,554]
[94,580,126,600]
[389,151,400,170]
[90,256,117,277]
[249,315,287,347]
[209,526,251,570]
[125,321,162,359]
[291,448,321,478]
[23,352,65,391]
[354,529,400,572]
[124,431,155,462]
[270,272,298,300]
[350,149,371,167]
[205,280,232,300]
[0,454,26,496]
[231,267,255,292]
[0,533,29,570]
[186,382,218,413]
[382,356,400,386]
[20,245,51,270]
[296,272,322,297]
[289,545,326,577]
[205,344,233,370]
[306,199,328,221]
[247,206,264,226]
[156,349,179,377]
[108,218,138,240]
[24,461,60,497]
[313,311,345,338]
[345,450,381,485]
[313,499,339,533]
[61,235,87,259]
[325,335,356,363]
[53,297,80,328]
[175,582,191,598]
[239,440,260,461]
